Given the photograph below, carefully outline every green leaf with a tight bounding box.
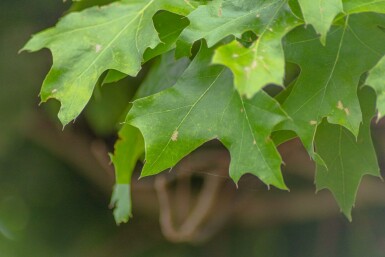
[102,70,128,85]
[69,0,116,12]
[111,125,144,185]
[288,0,304,19]
[102,10,190,85]
[297,0,343,44]
[176,0,299,59]
[110,118,144,224]
[212,1,299,97]
[343,0,385,14]
[134,52,190,98]
[110,52,190,224]
[22,0,195,126]
[110,184,132,224]
[280,13,385,155]
[128,44,289,189]
[315,87,380,220]
[84,79,135,135]
[143,11,190,62]
[366,56,385,119]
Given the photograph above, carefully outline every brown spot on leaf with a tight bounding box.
[171,130,178,141]
[95,44,102,53]
[337,100,344,110]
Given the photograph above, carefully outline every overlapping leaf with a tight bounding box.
[367,56,385,119]
[297,0,343,43]
[23,0,385,223]
[110,52,190,223]
[294,0,385,43]
[177,0,295,55]
[315,87,380,220]
[22,0,196,125]
[128,45,289,188]
[103,10,190,84]
[176,0,300,97]
[343,0,385,14]
[280,14,385,156]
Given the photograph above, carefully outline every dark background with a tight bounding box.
[1,1,385,256]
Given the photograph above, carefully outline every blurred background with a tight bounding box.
[1,0,385,256]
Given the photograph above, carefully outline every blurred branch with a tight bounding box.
[20,111,385,242]
[20,112,114,195]
[155,172,224,243]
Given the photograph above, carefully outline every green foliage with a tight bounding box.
[110,52,189,220]
[24,0,385,223]
[22,0,195,125]
[367,55,385,119]
[128,45,288,187]
[315,87,380,220]
[297,0,343,43]
[280,13,385,155]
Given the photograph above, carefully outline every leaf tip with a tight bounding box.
[110,184,132,225]
[18,47,27,55]
[343,210,353,222]
[319,34,327,46]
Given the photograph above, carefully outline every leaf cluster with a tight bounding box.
[23,0,385,223]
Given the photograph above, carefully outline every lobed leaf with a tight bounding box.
[212,1,299,97]
[176,0,302,97]
[103,10,190,84]
[366,55,385,119]
[279,13,385,156]
[128,45,289,188]
[315,87,380,220]
[110,184,133,224]
[23,0,385,223]
[22,0,196,126]
[110,52,190,223]
[297,0,343,44]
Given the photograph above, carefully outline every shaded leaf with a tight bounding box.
[111,125,144,185]
[280,14,385,156]
[102,70,128,85]
[315,87,380,220]
[366,53,385,119]
[84,79,135,135]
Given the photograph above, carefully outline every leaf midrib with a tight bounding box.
[146,68,226,171]
[63,0,157,120]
